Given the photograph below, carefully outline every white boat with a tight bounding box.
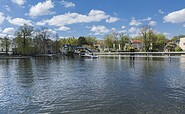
[81,53,98,59]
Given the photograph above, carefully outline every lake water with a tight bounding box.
[1,56,185,114]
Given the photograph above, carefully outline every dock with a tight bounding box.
[94,52,185,58]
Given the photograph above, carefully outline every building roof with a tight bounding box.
[132,40,142,43]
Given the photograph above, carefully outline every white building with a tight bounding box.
[179,37,185,51]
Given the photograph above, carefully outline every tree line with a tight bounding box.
[0,25,184,56]
[0,24,99,55]
[103,26,183,52]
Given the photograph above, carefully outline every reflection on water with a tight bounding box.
[0,56,185,113]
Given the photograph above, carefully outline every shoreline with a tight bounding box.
[0,56,31,59]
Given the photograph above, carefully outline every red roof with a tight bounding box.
[132,40,141,43]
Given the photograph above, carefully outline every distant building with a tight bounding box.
[179,37,185,50]
[131,39,143,51]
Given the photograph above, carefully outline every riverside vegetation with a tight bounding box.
[0,24,183,56]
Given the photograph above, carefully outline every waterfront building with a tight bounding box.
[131,39,143,51]
[179,37,185,50]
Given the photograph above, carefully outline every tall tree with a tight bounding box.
[119,33,131,50]
[152,34,168,51]
[78,36,87,46]
[104,34,115,49]
[53,33,60,54]
[14,24,34,55]
[0,35,11,55]
[35,26,51,54]
[171,35,185,42]
[85,36,97,47]
[139,26,154,52]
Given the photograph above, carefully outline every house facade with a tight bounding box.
[131,39,143,51]
[179,37,185,50]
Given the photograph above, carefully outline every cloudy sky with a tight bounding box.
[0,0,185,39]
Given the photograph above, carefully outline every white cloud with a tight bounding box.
[7,16,32,26]
[0,12,5,24]
[111,28,116,31]
[121,25,126,29]
[5,5,11,12]
[28,0,54,17]
[130,33,138,38]
[2,27,15,35]
[164,8,185,23]
[12,0,26,6]
[0,33,6,38]
[148,21,157,26]
[128,27,137,33]
[159,9,164,14]
[129,18,142,26]
[90,25,110,35]
[44,9,113,26]
[143,17,152,21]
[36,21,47,26]
[163,32,170,36]
[58,26,70,31]
[118,30,127,34]
[61,0,75,8]
[106,17,119,23]
[48,29,57,34]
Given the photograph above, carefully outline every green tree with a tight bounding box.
[78,36,87,46]
[175,45,182,52]
[85,36,97,47]
[139,26,154,52]
[14,24,34,55]
[59,37,78,46]
[165,42,176,52]
[152,34,168,51]
[104,34,115,49]
[119,33,131,50]
[171,35,185,42]
[0,35,11,55]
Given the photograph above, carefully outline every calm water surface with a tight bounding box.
[1,56,185,114]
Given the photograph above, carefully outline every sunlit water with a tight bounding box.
[1,56,185,114]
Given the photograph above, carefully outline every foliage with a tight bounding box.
[34,26,52,54]
[0,35,11,55]
[59,37,78,46]
[78,36,87,46]
[175,45,182,52]
[104,34,115,49]
[165,42,176,52]
[152,34,168,51]
[85,36,97,47]
[171,35,185,42]
[53,33,60,53]
[139,26,154,52]
[119,34,131,50]
[14,24,34,55]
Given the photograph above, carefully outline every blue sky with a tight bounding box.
[1,0,185,39]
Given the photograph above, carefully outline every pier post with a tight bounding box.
[168,53,171,60]
[147,52,149,60]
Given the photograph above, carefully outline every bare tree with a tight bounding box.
[35,26,51,54]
